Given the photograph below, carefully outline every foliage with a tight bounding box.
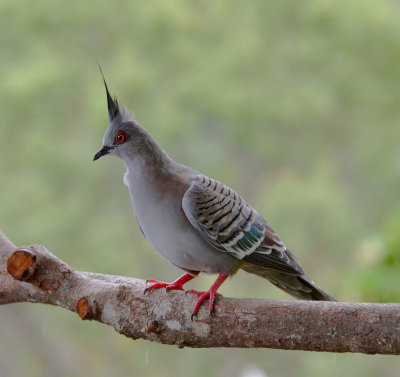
[354,208,400,303]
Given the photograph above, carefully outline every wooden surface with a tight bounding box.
[1,229,400,354]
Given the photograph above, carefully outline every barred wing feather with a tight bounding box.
[182,176,303,275]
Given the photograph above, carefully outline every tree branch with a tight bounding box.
[1,229,399,354]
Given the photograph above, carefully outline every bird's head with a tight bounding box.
[93,72,140,162]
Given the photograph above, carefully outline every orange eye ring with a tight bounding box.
[114,131,130,145]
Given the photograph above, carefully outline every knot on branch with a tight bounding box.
[146,319,161,334]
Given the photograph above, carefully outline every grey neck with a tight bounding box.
[123,125,177,178]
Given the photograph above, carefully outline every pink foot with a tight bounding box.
[187,273,229,319]
[144,272,199,294]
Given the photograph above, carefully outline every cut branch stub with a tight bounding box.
[7,249,36,281]
[76,297,90,319]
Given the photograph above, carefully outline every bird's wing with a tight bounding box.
[182,176,303,275]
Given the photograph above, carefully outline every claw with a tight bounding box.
[188,273,228,318]
[143,272,199,296]
[144,272,228,318]
[166,286,179,293]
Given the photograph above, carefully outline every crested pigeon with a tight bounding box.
[93,76,336,318]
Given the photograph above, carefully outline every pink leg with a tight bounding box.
[144,271,199,293]
[188,273,229,319]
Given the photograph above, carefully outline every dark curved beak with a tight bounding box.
[93,145,113,161]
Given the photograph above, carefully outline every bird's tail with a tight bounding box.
[241,263,336,301]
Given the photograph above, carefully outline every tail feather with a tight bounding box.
[241,262,336,301]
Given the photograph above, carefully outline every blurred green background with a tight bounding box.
[1,0,400,376]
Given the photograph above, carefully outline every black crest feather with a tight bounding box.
[98,65,119,121]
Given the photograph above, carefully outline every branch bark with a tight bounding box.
[1,229,399,354]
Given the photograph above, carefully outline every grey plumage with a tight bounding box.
[94,76,335,315]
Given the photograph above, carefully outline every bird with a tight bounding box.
[93,75,336,319]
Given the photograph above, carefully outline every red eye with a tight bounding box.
[114,131,130,145]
